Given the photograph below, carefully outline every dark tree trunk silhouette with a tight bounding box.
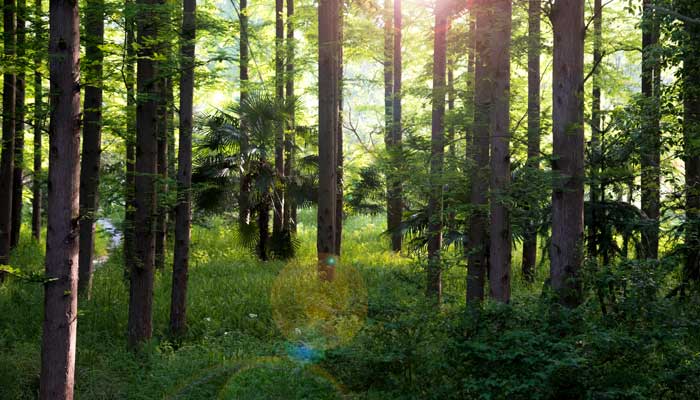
[384,0,393,185]
[640,0,661,260]
[0,0,16,278]
[155,75,168,270]
[467,6,489,304]
[78,0,105,298]
[39,0,81,396]
[170,0,195,336]
[488,0,512,303]
[588,0,602,260]
[335,5,344,256]
[522,0,540,282]
[426,1,448,302]
[274,0,285,235]
[317,0,341,278]
[283,0,296,233]
[31,0,43,241]
[239,0,251,227]
[123,0,136,273]
[10,0,26,249]
[128,0,160,348]
[550,0,585,307]
[388,0,403,252]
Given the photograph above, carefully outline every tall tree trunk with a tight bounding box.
[283,0,296,233]
[170,0,195,336]
[550,0,585,307]
[317,0,340,279]
[39,0,80,396]
[640,0,660,260]
[166,77,175,232]
[522,0,540,282]
[11,0,26,249]
[488,0,512,303]
[31,0,43,241]
[238,0,251,227]
[155,76,168,270]
[467,6,489,304]
[123,0,136,274]
[0,0,17,278]
[128,0,160,348]
[335,5,344,255]
[588,0,602,261]
[388,0,403,252]
[274,0,285,235]
[426,1,448,302]
[78,0,105,299]
[681,2,700,284]
[383,0,395,247]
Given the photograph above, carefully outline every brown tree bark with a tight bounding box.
[467,5,488,304]
[335,4,344,256]
[488,0,512,303]
[78,0,105,299]
[10,0,26,249]
[426,1,448,302]
[522,0,541,282]
[640,0,661,260]
[388,0,403,252]
[317,0,340,277]
[238,0,251,227]
[123,0,137,274]
[39,0,81,396]
[170,0,195,336]
[274,0,285,235]
[283,0,296,233]
[155,75,168,270]
[550,0,585,307]
[128,0,160,348]
[588,0,602,260]
[31,0,43,241]
[0,0,16,278]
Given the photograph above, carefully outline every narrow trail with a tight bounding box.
[94,218,122,268]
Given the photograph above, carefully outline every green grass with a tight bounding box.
[2,209,700,399]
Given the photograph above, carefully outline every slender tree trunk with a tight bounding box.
[640,0,660,260]
[426,2,448,302]
[123,0,136,274]
[550,0,585,307]
[78,0,105,299]
[283,0,296,233]
[155,75,168,270]
[488,0,512,303]
[31,0,43,241]
[467,6,489,304]
[128,0,160,348]
[0,0,17,277]
[388,0,403,252]
[170,0,195,336]
[522,0,540,282]
[274,0,285,235]
[383,0,395,247]
[317,0,340,279]
[588,0,602,261]
[238,0,251,227]
[335,6,344,255]
[39,0,80,396]
[166,78,175,232]
[11,0,26,249]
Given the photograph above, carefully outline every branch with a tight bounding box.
[653,5,700,25]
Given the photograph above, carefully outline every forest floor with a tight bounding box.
[2,209,700,399]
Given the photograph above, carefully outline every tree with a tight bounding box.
[522,0,541,282]
[274,0,285,235]
[123,0,137,273]
[39,0,81,395]
[588,0,602,260]
[283,0,296,232]
[170,0,195,336]
[11,0,26,249]
[128,0,160,348]
[0,0,17,279]
[640,0,661,260]
[239,0,251,227]
[318,0,341,279]
[426,0,448,301]
[487,0,512,303]
[155,8,172,271]
[31,0,43,241]
[78,0,105,298]
[549,0,585,307]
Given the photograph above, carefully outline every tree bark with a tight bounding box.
[640,0,661,260]
[238,0,251,227]
[39,0,80,396]
[170,0,195,336]
[588,0,602,260]
[0,0,16,278]
[488,0,512,303]
[522,0,540,282]
[78,0,105,299]
[426,1,448,302]
[317,0,340,278]
[128,0,160,348]
[155,75,168,270]
[31,0,43,241]
[283,0,296,233]
[335,4,344,255]
[388,0,403,252]
[550,0,585,307]
[11,0,26,249]
[274,0,285,235]
[123,0,136,275]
